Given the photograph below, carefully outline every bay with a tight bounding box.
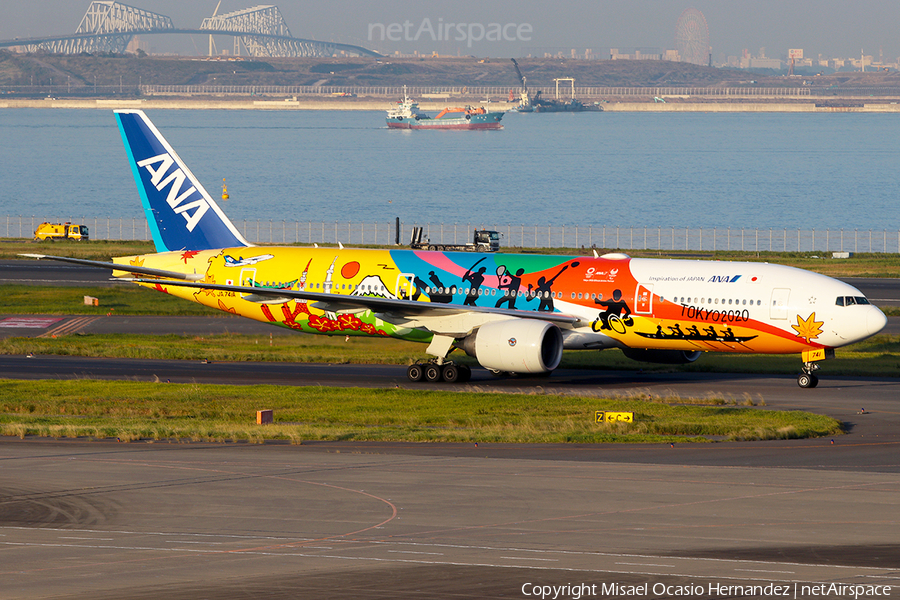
[1,107,898,231]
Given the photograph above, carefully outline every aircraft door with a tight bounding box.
[770,288,790,320]
[395,273,417,300]
[634,283,653,314]
[239,268,257,298]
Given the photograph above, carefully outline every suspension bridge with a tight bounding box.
[0,1,378,57]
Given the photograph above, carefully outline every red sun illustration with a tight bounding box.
[341,261,360,279]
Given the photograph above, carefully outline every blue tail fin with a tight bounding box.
[114,110,251,253]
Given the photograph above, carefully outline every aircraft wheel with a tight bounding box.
[441,364,460,383]
[424,364,442,383]
[407,364,424,382]
[458,364,472,383]
[797,373,819,388]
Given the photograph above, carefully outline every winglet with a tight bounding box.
[114,110,251,253]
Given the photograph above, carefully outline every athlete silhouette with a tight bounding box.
[526,263,572,312]
[495,266,524,309]
[462,259,488,306]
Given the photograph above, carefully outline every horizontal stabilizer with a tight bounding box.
[20,254,205,281]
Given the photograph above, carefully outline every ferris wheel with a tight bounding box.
[675,8,710,66]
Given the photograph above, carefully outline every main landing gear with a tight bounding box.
[407,361,472,384]
[797,361,820,388]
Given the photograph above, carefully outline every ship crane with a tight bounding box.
[510,58,533,110]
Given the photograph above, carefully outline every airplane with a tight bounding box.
[23,109,887,388]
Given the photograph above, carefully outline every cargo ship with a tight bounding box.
[386,88,504,130]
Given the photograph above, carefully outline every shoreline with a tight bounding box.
[4,97,900,112]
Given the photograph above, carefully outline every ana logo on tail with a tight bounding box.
[115,110,250,252]
[136,153,209,232]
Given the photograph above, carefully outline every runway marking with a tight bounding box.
[734,568,796,574]
[38,315,101,338]
[388,550,445,555]
[0,317,63,328]
[4,539,898,585]
[498,556,559,561]
[616,562,676,568]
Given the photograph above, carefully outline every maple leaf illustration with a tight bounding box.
[792,312,824,343]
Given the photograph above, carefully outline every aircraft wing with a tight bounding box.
[125,277,582,328]
[20,254,206,281]
[21,253,582,336]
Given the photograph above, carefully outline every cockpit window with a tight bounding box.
[836,296,871,306]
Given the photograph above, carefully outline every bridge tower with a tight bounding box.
[28,1,173,54]
[200,5,335,58]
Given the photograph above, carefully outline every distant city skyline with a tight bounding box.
[3,0,900,63]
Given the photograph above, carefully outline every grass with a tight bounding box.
[0,380,843,444]
[3,239,156,260]
[1,284,222,316]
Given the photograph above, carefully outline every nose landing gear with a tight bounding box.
[797,361,820,388]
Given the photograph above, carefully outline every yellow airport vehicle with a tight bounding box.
[34,222,90,241]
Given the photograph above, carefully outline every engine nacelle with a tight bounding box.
[621,348,702,364]
[458,320,563,374]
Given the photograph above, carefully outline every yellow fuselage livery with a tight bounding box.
[114,246,885,360]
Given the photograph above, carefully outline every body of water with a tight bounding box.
[1,108,898,231]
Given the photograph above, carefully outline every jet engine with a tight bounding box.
[458,320,563,374]
[621,348,702,364]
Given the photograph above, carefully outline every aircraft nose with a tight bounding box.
[868,305,888,336]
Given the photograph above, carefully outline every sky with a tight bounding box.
[3,1,900,62]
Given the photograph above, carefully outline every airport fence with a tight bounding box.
[137,85,814,99]
[5,216,900,255]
